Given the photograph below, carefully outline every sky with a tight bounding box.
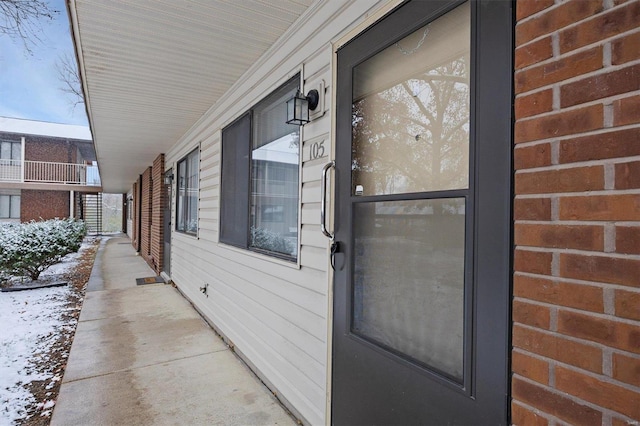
[0,0,88,126]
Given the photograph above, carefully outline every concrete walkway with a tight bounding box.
[52,236,296,425]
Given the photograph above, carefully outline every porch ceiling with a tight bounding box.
[68,0,314,193]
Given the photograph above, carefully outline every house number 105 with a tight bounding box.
[310,140,325,160]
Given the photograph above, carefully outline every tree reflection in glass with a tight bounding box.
[352,3,470,196]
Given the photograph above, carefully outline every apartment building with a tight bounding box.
[0,117,101,225]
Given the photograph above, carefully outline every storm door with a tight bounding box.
[331,1,512,424]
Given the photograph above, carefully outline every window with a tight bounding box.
[0,140,21,161]
[0,194,20,219]
[176,148,199,235]
[220,76,300,260]
[126,197,133,221]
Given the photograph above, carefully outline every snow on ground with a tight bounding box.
[0,241,92,425]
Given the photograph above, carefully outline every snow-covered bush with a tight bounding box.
[0,218,87,281]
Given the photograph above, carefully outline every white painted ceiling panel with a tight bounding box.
[69,0,314,192]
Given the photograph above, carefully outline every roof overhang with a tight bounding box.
[67,0,315,193]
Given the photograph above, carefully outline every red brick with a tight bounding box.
[24,137,75,163]
[513,300,551,329]
[615,161,640,190]
[511,402,549,426]
[560,1,640,54]
[515,166,604,194]
[20,190,70,222]
[559,128,640,163]
[556,366,640,419]
[559,194,640,221]
[613,94,640,126]
[616,226,640,255]
[613,31,640,65]
[558,310,640,353]
[140,167,152,259]
[515,223,604,251]
[514,274,604,313]
[515,89,554,119]
[516,0,603,46]
[613,417,640,426]
[613,352,640,386]
[615,289,640,321]
[515,104,603,143]
[560,252,640,288]
[512,324,602,372]
[512,350,550,384]
[514,143,552,170]
[516,36,553,69]
[515,47,603,93]
[515,249,553,275]
[560,64,640,108]
[516,0,555,21]
[141,154,166,275]
[514,197,551,221]
[512,377,602,425]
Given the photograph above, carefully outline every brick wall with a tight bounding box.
[140,168,152,264]
[21,190,70,222]
[513,1,640,424]
[150,154,165,274]
[24,139,72,163]
[135,157,165,274]
[132,180,139,250]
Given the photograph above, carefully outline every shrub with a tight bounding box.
[0,218,87,281]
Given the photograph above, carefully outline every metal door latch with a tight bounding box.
[330,241,340,270]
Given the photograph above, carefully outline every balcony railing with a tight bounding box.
[0,159,101,186]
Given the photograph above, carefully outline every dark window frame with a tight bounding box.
[220,75,301,262]
[175,147,200,236]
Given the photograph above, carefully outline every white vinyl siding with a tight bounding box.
[164,2,389,424]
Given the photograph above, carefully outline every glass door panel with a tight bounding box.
[351,2,470,197]
[349,1,470,381]
[352,198,466,380]
[333,1,512,423]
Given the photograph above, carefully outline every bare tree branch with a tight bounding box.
[56,52,84,109]
[0,0,59,54]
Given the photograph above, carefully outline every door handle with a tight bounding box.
[320,160,335,240]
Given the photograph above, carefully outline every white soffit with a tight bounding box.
[69,0,314,193]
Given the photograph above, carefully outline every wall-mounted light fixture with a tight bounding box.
[286,89,320,125]
[164,172,174,185]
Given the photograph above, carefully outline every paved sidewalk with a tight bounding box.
[52,236,296,425]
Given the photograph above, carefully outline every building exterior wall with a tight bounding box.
[121,1,640,424]
[150,154,165,274]
[160,4,366,424]
[140,167,152,266]
[20,189,70,222]
[130,157,166,274]
[1,127,96,222]
[24,137,75,163]
[512,0,640,424]
[132,180,139,250]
